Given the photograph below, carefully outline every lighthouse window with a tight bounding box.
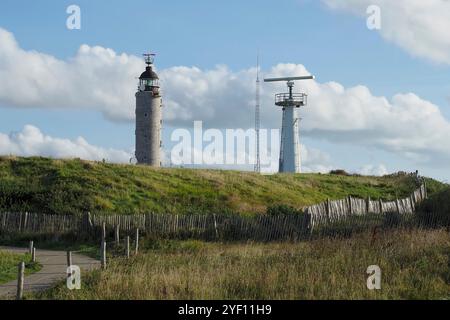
[142,79,159,87]
[144,113,148,117]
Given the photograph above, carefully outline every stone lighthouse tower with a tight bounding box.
[135,53,162,166]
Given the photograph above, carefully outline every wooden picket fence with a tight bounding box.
[304,183,428,230]
[0,183,442,242]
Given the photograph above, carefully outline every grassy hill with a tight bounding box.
[0,156,446,215]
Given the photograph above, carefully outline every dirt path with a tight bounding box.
[0,246,100,298]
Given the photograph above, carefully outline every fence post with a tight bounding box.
[304,208,313,235]
[83,211,93,234]
[326,198,330,220]
[410,194,415,212]
[67,251,72,267]
[102,222,106,243]
[366,197,370,213]
[378,199,383,214]
[23,212,28,231]
[115,224,120,246]
[31,247,36,263]
[348,196,352,214]
[135,228,139,255]
[16,261,25,300]
[420,184,425,201]
[101,241,107,270]
[126,236,130,259]
[423,181,428,199]
[29,241,34,255]
[18,212,23,233]
[213,214,219,240]
[396,198,400,214]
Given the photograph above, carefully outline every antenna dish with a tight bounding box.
[264,75,314,82]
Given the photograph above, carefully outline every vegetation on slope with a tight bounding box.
[421,187,450,212]
[417,187,450,226]
[0,251,41,284]
[34,229,450,300]
[0,156,446,215]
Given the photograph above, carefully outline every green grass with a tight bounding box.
[0,234,100,260]
[34,228,450,300]
[0,251,42,284]
[0,156,445,215]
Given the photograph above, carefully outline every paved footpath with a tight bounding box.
[0,246,100,298]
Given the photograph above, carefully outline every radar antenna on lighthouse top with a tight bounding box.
[264,74,314,108]
[143,53,156,66]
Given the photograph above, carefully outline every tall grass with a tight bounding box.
[35,228,450,300]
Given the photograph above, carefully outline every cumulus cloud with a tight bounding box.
[322,0,450,64]
[0,28,142,121]
[1,27,450,166]
[358,164,389,176]
[160,65,256,128]
[301,144,333,173]
[0,125,132,163]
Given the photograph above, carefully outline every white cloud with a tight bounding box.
[322,0,450,64]
[0,28,142,121]
[301,144,333,173]
[1,27,450,166]
[358,164,389,176]
[0,125,132,163]
[160,65,256,128]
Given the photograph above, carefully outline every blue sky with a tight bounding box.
[0,0,449,181]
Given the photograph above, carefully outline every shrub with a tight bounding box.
[329,169,349,176]
[266,204,302,216]
[416,188,450,227]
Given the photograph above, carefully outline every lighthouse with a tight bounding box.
[135,53,162,166]
[264,75,314,173]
